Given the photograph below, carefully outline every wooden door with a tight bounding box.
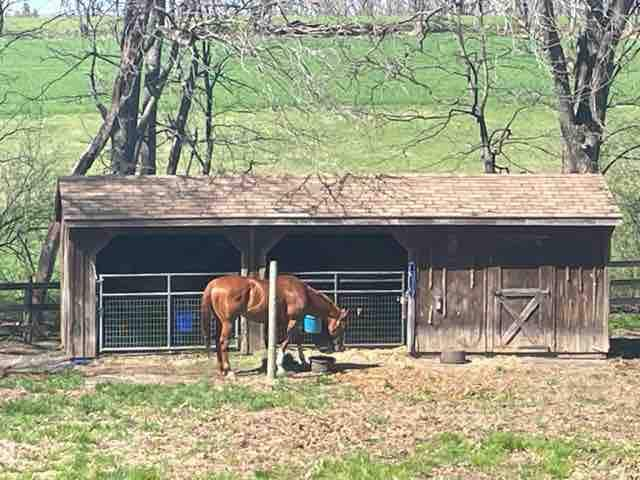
[416,265,486,352]
[488,266,554,352]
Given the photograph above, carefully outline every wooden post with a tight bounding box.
[24,277,33,344]
[406,258,416,356]
[267,260,278,380]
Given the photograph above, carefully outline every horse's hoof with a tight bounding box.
[225,371,236,379]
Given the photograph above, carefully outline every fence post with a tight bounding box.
[24,277,33,344]
[166,274,172,349]
[406,261,416,356]
[267,260,278,380]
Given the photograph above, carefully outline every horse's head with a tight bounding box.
[327,307,350,337]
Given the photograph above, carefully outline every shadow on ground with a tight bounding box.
[236,354,380,377]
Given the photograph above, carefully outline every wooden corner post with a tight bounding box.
[267,260,278,380]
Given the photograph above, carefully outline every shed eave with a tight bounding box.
[61,216,622,228]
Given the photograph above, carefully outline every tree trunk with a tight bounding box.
[478,115,495,173]
[0,3,5,36]
[202,41,214,175]
[111,64,142,174]
[140,0,165,175]
[536,0,634,173]
[32,0,154,338]
[111,0,149,175]
[76,0,88,36]
[29,222,61,339]
[166,48,198,174]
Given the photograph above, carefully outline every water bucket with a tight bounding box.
[176,311,193,333]
[303,314,321,334]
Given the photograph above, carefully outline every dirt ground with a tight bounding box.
[3,340,640,478]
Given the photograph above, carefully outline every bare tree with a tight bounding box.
[110,0,153,174]
[0,144,55,281]
[139,0,165,174]
[533,0,640,173]
[32,0,155,323]
[0,0,17,35]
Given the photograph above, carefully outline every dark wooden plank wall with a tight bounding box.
[554,266,608,353]
[414,228,612,355]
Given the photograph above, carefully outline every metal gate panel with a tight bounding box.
[99,272,237,353]
[341,293,404,345]
[102,295,168,350]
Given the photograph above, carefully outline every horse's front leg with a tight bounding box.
[276,319,298,375]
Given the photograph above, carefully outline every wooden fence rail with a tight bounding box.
[609,261,640,313]
[0,281,60,342]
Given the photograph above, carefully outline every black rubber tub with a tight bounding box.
[309,355,336,373]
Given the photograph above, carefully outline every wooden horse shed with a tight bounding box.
[56,174,621,359]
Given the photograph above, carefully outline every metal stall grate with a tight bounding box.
[291,271,406,346]
[98,270,406,352]
[98,272,238,352]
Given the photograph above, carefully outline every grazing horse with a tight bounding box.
[200,274,350,376]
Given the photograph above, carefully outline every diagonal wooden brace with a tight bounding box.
[500,294,542,345]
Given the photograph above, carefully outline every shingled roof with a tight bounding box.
[56,174,622,227]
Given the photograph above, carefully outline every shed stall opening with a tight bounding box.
[96,232,240,352]
[56,174,621,359]
[269,233,408,346]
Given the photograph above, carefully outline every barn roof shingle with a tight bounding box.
[56,174,622,227]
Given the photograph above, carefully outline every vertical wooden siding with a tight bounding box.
[414,228,611,355]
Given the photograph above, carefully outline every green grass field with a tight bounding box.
[4,15,640,174]
[0,17,576,169]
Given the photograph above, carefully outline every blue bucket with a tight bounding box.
[303,314,321,334]
[176,311,193,333]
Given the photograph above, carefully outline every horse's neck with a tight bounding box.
[308,286,339,317]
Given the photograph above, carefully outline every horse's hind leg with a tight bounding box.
[215,318,224,376]
[289,321,307,368]
[219,321,234,377]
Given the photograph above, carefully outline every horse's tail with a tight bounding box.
[200,283,213,358]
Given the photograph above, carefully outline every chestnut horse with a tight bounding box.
[200,274,350,376]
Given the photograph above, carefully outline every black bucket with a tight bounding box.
[440,350,467,364]
[309,355,336,373]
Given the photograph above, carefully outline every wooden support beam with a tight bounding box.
[60,227,116,359]
[224,229,253,354]
[225,228,287,354]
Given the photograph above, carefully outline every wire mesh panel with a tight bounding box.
[102,295,168,349]
[171,295,203,347]
[341,293,403,345]
[99,272,239,352]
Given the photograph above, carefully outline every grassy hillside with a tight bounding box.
[0,21,568,174]
[1,15,640,277]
